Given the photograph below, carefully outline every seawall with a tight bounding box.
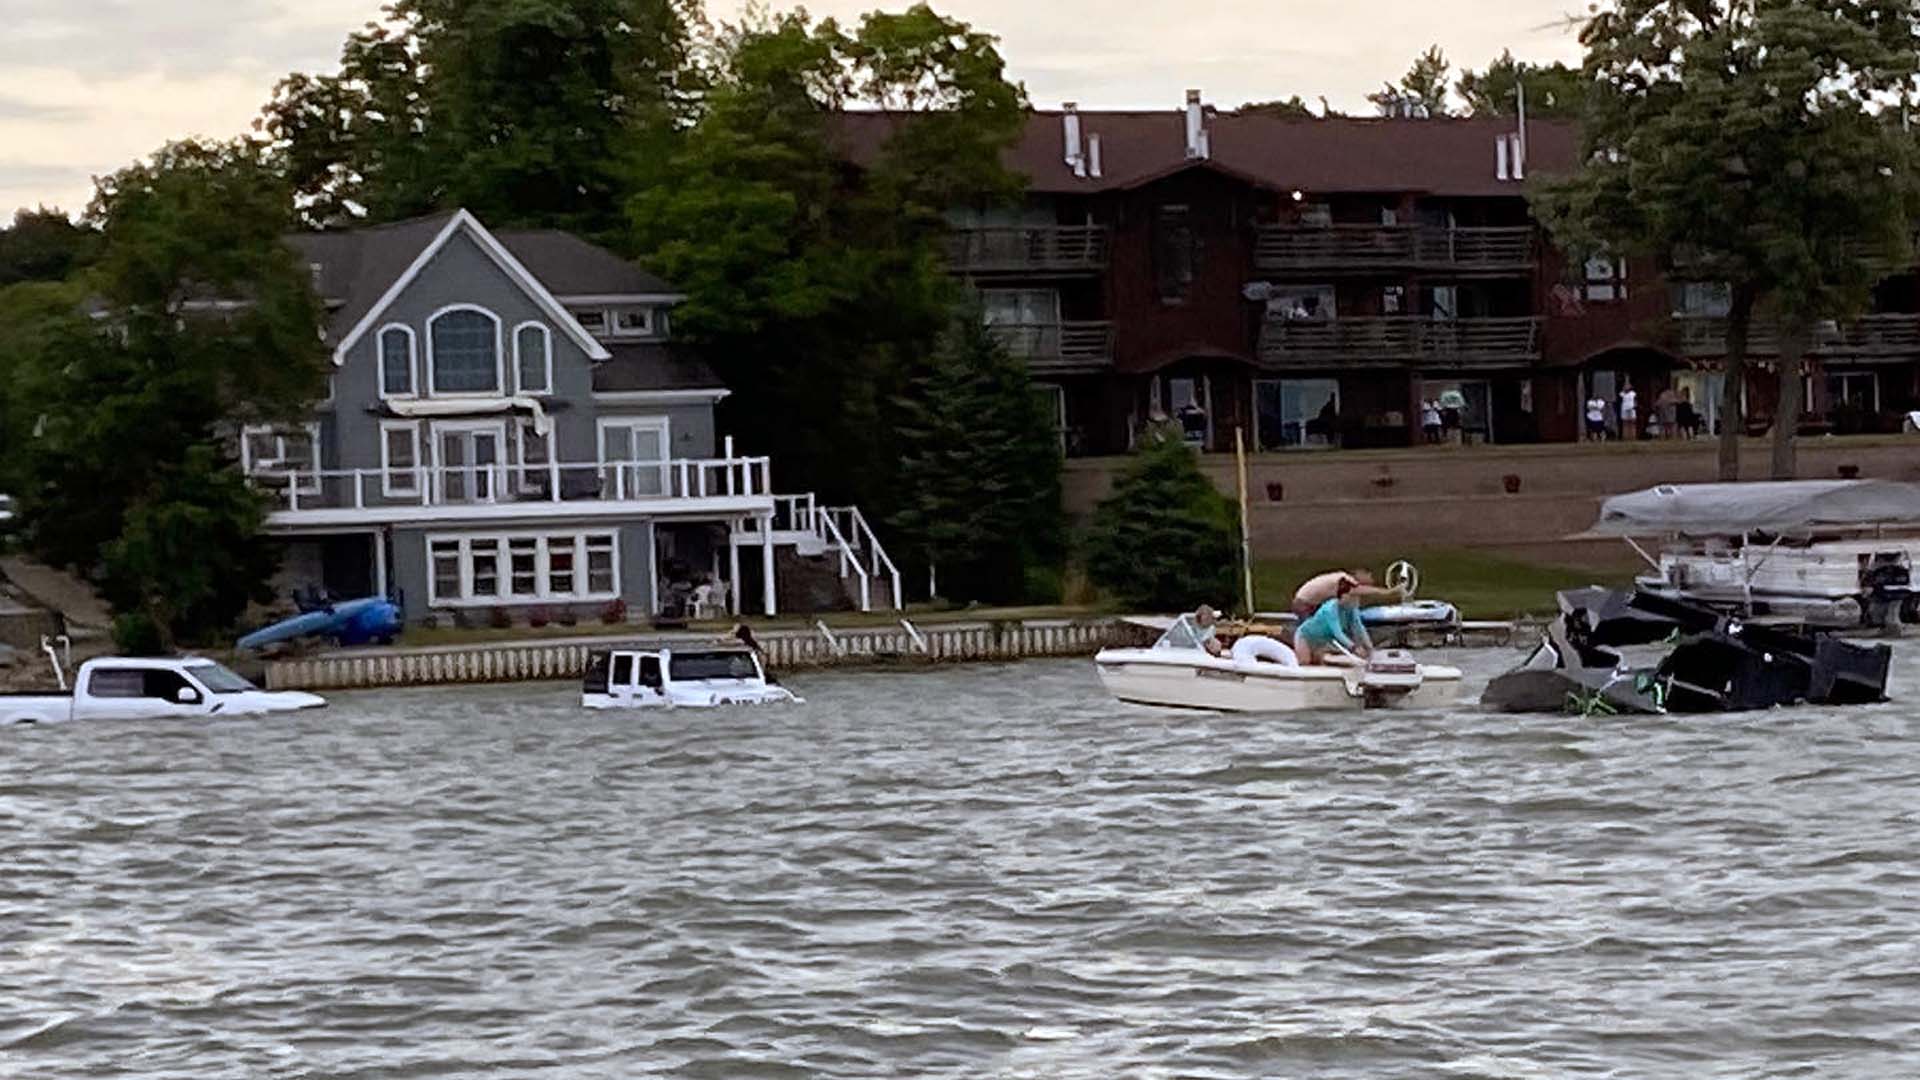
[264,618,1157,691]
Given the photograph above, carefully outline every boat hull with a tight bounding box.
[1094,649,1463,713]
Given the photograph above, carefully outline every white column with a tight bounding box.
[760,513,777,616]
[373,530,389,598]
[729,520,743,616]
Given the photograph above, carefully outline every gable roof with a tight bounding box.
[832,109,1578,198]
[492,230,682,298]
[288,210,678,365]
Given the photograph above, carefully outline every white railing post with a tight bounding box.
[678,460,691,498]
[549,459,561,502]
[287,475,301,512]
[615,464,626,501]
[354,470,365,510]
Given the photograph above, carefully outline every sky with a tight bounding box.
[0,0,1587,217]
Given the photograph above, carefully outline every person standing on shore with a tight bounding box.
[1619,385,1639,441]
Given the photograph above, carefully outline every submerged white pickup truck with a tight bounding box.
[0,652,325,726]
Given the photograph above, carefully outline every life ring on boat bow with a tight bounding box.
[1386,560,1420,599]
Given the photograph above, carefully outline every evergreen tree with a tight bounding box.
[1082,435,1240,613]
[1,140,329,649]
[1456,51,1584,119]
[1369,46,1452,118]
[888,310,1064,604]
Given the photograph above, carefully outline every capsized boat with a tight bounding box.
[1094,614,1463,712]
[1483,586,1892,715]
[581,643,800,709]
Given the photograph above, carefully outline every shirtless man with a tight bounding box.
[1290,568,1402,619]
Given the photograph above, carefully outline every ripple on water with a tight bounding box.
[5,654,1920,1076]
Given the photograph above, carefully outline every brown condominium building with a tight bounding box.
[842,93,1920,456]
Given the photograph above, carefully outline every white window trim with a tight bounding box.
[377,323,418,400]
[597,416,672,498]
[379,420,422,498]
[331,210,610,365]
[426,304,505,398]
[513,321,554,395]
[425,529,621,608]
[427,419,509,504]
[241,422,323,494]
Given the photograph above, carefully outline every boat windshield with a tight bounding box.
[1152,615,1213,653]
[669,650,761,681]
[187,662,260,694]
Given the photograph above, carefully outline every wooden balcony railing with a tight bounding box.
[985,320,1116,373]
[946,226,1111,275]
[1253,225,1535,274]
[1259,316,1543,368]
[1668,313,1920,359]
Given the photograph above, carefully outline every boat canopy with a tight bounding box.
[1580,480,1920,538]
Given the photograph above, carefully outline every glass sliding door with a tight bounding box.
[430,421,507,504]
[1255,378,1340,450]
[599,417,670,499]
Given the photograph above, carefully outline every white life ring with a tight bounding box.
[1231,634,1297,667]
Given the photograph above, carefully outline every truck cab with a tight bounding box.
[0,656,326,726]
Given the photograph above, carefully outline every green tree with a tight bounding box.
[1082,435,1240,613]
[1369,45,1452,118]
[260,0,702,233]
[888,309,1063,604]
[0,208,98,285]
[630,4,1027,512]
[3,140,328,648]
[1239,96,1322,118]
[1536,0,1917,480]
[1456,50,1584,119]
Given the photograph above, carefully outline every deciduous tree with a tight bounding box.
[1536,0,1918,479]
[2,140,328,648]
[1456,51,1584,119]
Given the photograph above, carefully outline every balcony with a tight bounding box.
[946,226,1110,276]
[1668,313,1920,360]
[1252,225,1535,275]
[986,320,1116,374]
[256,455,776,530]
[1259,316,1543,369]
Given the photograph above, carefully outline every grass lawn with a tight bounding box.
[393,602,1112,649]
[1253,549,1635,620]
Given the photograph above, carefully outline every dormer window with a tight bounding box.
[428,306,503,395]
[610,308,655,337]
[573,308,610,335]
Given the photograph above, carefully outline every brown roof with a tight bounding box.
[833,109,1578,198]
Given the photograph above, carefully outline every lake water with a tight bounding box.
[6,652,1920,1077]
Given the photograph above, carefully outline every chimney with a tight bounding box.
[1063,103,1086,178]
[1185,89,1210,160]
[1088,133,1104,179]
[1511,131,1526,180]
[1495,134,1511,181]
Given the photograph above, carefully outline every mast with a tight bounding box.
[1235,426,1255,616]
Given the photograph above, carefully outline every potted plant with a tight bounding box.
[601,599,627,625]
[1502,473,1522,494]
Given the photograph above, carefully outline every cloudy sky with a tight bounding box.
[0,0,1586,216]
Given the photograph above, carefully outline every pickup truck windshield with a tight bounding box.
[187,663,259,694]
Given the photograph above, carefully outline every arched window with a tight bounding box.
[515,322,552,395]
[378,325,415,397]
[428,307,501,395]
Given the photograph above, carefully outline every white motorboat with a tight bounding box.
[1094,615,1463,713]
[581,643,799,709]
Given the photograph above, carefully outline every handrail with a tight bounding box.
[946,225,1111,273]
[817,511,872,612]
[1253,224,1534,271]
[257,454,775,513]
[843,505,903,609]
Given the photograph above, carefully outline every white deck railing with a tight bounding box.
[735,494,904,612]
[255,455,774,513]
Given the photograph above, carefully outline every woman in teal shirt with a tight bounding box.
[1293,578,1373,665]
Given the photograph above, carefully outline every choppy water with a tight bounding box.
[6,652,1920,1077]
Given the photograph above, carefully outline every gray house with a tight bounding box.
[248,210,897,622]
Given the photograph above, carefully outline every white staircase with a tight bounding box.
[734,494,903,611]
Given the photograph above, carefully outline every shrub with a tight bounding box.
[1082,434,1240,612]
[111,612,166,656]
